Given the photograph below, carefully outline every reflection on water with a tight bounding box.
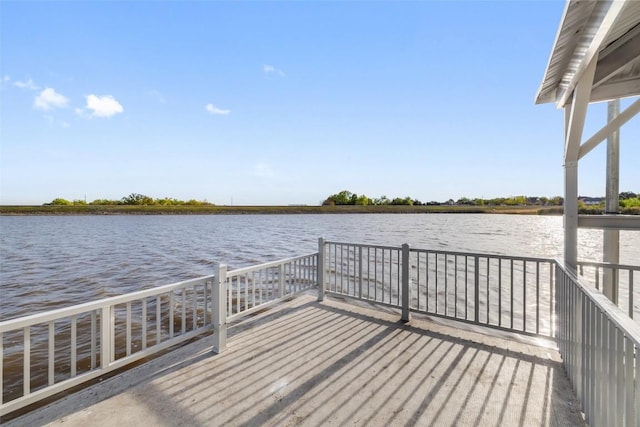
[1,213,638,321]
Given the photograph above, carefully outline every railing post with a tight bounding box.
[279,264,285,298]
[213,264,227,354]
[318,237,325,302]
[100,306,113,368]
[401,243,411,322]
[474,256,480,323]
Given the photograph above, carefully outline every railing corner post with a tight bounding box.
[318,237,325,302]
[213,264,227,354]
[401,243,411,322]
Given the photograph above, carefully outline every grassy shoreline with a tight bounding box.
[0,204,566,216]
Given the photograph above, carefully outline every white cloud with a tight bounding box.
[2,75,10,83]
[34,87,69,110]
[263,64,285,77]
[205,103,230,115]
[84,94,124,118]
[14,78,39,90]
[252,163,275,177]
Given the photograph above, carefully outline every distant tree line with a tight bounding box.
[322,190,640,208]
[46,193,214,206]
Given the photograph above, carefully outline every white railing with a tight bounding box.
[0,275,215,416]
[0,252,318,417]
[556,261,640,427]
[319,240,555,337]
[225,253,318,322]
[577,261,638,320]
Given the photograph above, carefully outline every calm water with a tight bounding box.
[1,214,639,321]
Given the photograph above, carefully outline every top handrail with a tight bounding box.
[324,240,556,264]
[409,247,555,264]
[0,275,215,332]
[226,252,317,277]
[576,260,640,271]
[323,240,400,252]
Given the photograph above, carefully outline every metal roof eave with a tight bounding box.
[535,0,640,107]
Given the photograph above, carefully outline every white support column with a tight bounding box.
[401,243,411,322]
[317,237,325,302]
[213,264,227,354]
[603,99,620,303]
[562,55,597,271]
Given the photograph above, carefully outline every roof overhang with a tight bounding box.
[535,0,640,107]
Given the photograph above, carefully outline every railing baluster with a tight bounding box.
[464,255,468,319]
[629,270,634,319]
[510,259,514,330]
[498,258,502,327]
[71,315,77,376]
[454,255,457,317]
[616,328,624,426]
[486,257,490,324]
[193,284,197,330]
[624,336,635,426]
[126,302,132,356]
[23,326,30,396]
[445,254,449,316]
[169,293,174,338]
[473,256,479,323]
[523,261,527,332]
[181,288,186,335]
[91,311,97,369]
[358,246,363,299]
[156,296,161,346]
[536,262,540,335]
[436,254,440,314]
[416,252,421,311]
[142,298,147,350]
[48,322,55,385]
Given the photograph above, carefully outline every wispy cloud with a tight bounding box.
[252,163,275,177]
[263,64,285,77]
[43,115,71,128]
[34,88,69,110]
[147,89,166,104]
[79,94,124,118]
[205,103,230,115]
[14,78,39,90]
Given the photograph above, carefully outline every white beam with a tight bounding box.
[565,56,598,162]
[579,215,640,230]
[578,97,640,159]
[563,55,597,270]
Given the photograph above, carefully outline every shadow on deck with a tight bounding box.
[8,294,586,426]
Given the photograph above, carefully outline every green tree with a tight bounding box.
[49,198,72,205]
[323,190,359,205]
[121,193,154,205]
[373,196,390,205]
[355,195,372,206]
[390,196,413,206]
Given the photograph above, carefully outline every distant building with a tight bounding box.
[578,196,604,206]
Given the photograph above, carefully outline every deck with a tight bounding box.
[7,293,586,426]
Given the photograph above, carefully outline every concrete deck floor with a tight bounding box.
[8,294,586,426]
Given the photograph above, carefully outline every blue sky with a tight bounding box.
[1,1,638,206]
